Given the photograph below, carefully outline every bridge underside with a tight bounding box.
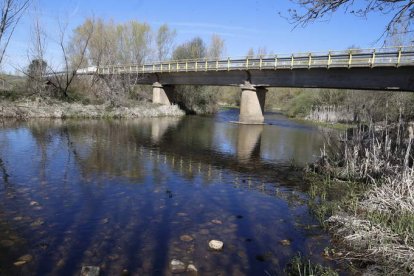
[117,67,414,124]
[136,67,414,91]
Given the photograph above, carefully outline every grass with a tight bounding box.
[307,121,414,274]
[283,253,339,276]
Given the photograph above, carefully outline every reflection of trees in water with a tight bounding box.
[0,118,336,275]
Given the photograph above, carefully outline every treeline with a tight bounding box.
[13,17,229,113]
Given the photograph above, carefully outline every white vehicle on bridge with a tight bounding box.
[76,66,97,74]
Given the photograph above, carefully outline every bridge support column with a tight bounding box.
[152,82,172,105]
[238,82,266,124]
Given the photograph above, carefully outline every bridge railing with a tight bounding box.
[95,46,414,75]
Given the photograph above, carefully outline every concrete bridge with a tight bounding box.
[93,46,414,124]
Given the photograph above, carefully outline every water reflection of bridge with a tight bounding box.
[63,113,324,189]
[2,114,324,189]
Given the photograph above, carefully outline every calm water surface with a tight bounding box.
[0,110,337,275]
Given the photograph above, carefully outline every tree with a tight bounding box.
[0,0,31,65]
[173,37,206,60]
[208,34,225,59]
[286,0,414,40]
[156,24,176,61]
[172,37,218,114]
[47,19,94,99]
[25,5,47,95]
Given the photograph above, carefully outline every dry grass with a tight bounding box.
[0,98,185,119]
[312,121,414,274]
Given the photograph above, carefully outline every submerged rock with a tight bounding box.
[14,254,33,266]
[30,219,44,227]
[280,239,291,246]
[13,260,27,266]
[209,240,224,251]
[170,259,186,274]
[81,266,100,276]
[187,264,198,275]
[0,239,14,247]
[180,235,194,242]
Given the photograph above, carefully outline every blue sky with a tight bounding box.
[4,0,400,72]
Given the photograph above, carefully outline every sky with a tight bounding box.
[3,0,404,73]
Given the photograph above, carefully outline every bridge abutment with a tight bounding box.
[152,82,173,105]
[238,82,266,124]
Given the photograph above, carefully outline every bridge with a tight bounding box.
[89,46,414,124]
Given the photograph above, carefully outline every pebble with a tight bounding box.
[30,219,44,227]
[18,254,33,262]
[0,240,14,247]
[187,264,198,275]
[280,239,291,246]
[81,266,100,276]
[30,201,39,206]
[211,219,222,225]
[13,261,27,266]
[209,240,224,251]
[170,259,186,274]
[180,235,194,242]
[14,254,33,266]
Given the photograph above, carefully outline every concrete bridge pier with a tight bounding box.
[238,82,266,124]
[152,82,173,105]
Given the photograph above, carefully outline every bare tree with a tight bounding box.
[208,34,225,59]
[0,0,31,65]
[47,19,94,99]
[156,24,176,61]
[26,6,47,95]
[285,0,414,40]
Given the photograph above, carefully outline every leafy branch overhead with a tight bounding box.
[285,0,414,39]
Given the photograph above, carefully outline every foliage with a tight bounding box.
[171,37,223,114]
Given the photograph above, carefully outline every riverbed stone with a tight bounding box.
[280,239,291,246]
[18,254,33,262]
[187,264,198,275]
[30,219,44,227]
[209,240,224,250]
[13,260,27,266]
[81,266,100,276]
[170,259,186,273]
[180,235,194,242]
[0,239,14,247]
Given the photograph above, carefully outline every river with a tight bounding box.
[0,109,338,275]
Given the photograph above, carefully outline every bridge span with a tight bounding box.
[93,46,414,123]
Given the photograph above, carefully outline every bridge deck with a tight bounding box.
[96,46,414,75]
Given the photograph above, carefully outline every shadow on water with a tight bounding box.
[0,109,339,275]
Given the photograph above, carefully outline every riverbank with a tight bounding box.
[0,98,185,119]
[306,123,414,275]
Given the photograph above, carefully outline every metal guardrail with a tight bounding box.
[91,46,414,75]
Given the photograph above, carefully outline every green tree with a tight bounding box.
[172,37,218,114]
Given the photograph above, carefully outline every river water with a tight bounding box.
[0,110,337,275]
